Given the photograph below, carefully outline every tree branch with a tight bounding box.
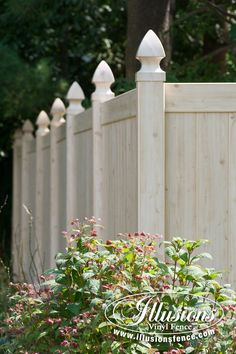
[189,41,236,67]
[205,0,236,21]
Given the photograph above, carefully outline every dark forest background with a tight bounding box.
[1,0,236,267]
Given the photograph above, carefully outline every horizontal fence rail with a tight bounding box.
[12,30,236,288]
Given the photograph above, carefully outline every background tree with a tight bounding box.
[126,0,175,79]
[168,0,236,82]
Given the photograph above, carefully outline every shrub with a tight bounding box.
[0,218,236,353]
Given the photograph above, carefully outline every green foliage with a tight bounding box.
[168,1,236,82]
[0,219,236,353]
[0,1,127,161]
[0,258,10,348]
[0,0,127,265]
[0,258,10,313]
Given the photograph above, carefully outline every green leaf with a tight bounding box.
[111,341,121,350]
[90,297,103,307]
[88,279,101,295]
[155,259,171,276]
[67,302,81,314]
[180,251,189,262]
[83,271,95,280]
[191,252,212,263]
[125,252,134,263]
[181,265,205,279]
[98,321,110,329]
[55,274,69,285]
[177,258,186,266]
[37,331,47,340]
[165,246,177,259]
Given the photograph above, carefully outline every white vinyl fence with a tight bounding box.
[12,30,236,287]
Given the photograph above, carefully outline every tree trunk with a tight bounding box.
[126,0,175,80]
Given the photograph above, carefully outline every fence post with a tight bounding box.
[21,120,34,280]
[50,98,66,267]
[12,129,22,280]
[92,61,114,226]
[35,111,50,274]
[66,82,85,224]
[136,30,166,237]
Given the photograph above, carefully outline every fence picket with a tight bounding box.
[66,82,85,225]
[92,61,114,228]
[35,111,50,273]
[136,30,166,240]
[50,98,66,267]
[21,120,34,280]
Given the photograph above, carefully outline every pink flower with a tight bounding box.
[163,284,171,290]
[46,318,54,325]
[71,341,78,348]
[72,328,78,335]
[91,229,97,236]
[135,246,143,253]
[102,284,113,289]
[81,312,95,318]
[55,318,62,324]
[61,340,70,347]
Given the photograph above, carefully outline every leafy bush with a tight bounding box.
[0,218,236,353]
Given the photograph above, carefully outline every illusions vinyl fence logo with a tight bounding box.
[104,292,224,342]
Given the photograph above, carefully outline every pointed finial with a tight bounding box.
[92,60,115,102]
[13,129,22,147]
[22,120,34,137]
[50,98,66,127]
[36,110,50,136]
[136,30,166,81]
[66,81,85,115]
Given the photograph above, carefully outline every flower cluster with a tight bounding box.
[0,219,235,354]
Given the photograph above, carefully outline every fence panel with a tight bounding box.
[165,83,236,287]
[165,111,230,280]
[12,30,236,287]
[102,90,137,238]
[73,109,93,219]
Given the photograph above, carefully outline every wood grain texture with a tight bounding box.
[166,112,230,282]
[166,83,236,112]
[228,113,236,287]
[41,143,51,270]
[103,117,137,239]
[21,134,35,281]
[102,89,136,125]
[196,113,228,275]
[165,113,196,239]
[74,130,93,220]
